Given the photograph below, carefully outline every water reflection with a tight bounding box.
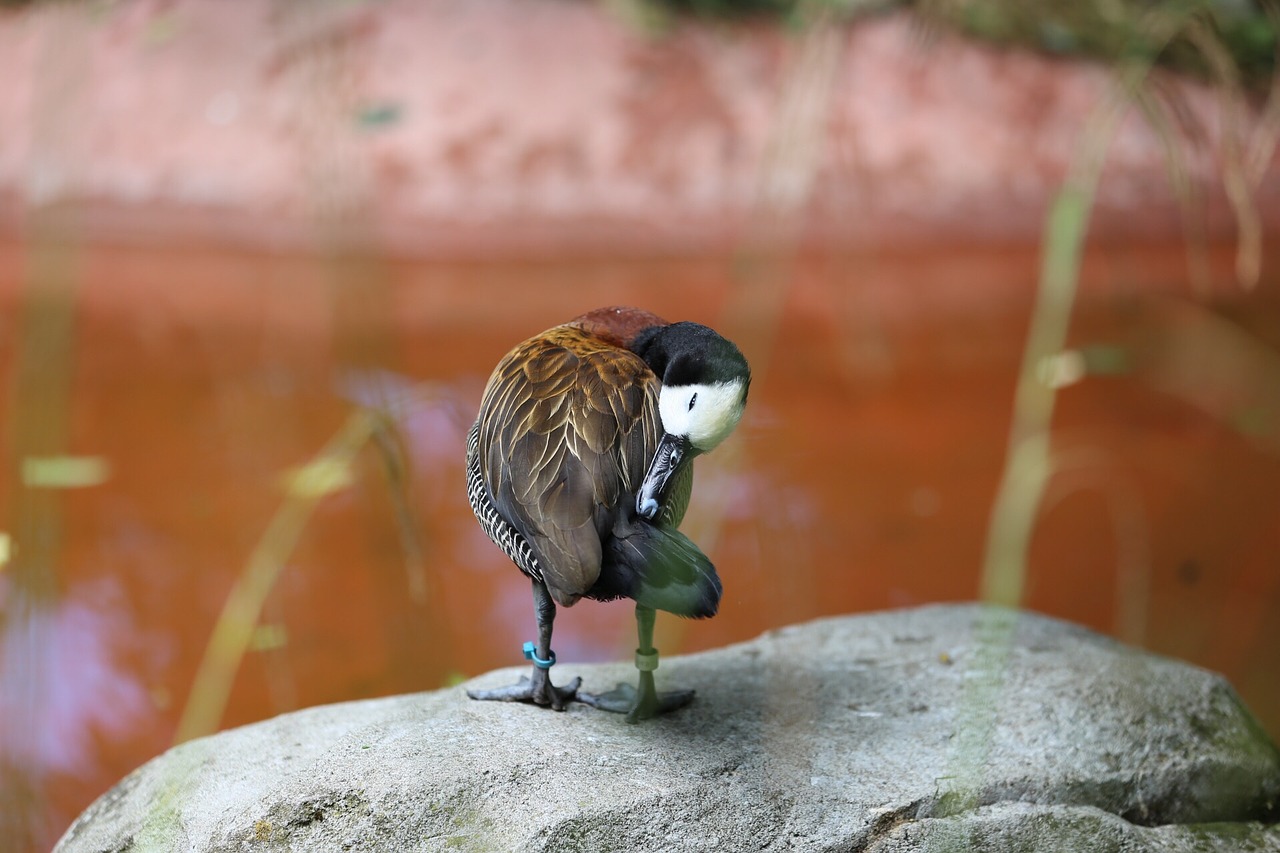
[1,580,163,847]
[4,580,158,774]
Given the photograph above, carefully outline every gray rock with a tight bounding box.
[56,605,1280,852]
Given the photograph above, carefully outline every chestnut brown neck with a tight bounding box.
[569,306,668,351]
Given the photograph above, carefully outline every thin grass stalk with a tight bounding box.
[1134,86,1213,295]
[173,410,380,745]
[368,411,429,605]
[978,100,1127,609]
[937,44,1172,834]
[1183,17,1263,287]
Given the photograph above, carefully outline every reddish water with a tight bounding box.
[2,238,1279,850]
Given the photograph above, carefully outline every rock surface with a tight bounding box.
[57,605,1280,852]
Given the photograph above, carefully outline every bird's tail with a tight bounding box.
[592,521,722,618]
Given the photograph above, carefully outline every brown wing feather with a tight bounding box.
[477,325,661,605]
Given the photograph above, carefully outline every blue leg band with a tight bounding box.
[523,641,556,669]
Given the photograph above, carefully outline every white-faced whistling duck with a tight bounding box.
[465,306,751,721]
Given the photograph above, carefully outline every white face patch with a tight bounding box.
[658,380,747,451]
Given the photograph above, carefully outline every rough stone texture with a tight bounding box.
[56,605,1280,852]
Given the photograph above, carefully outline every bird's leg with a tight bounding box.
[466,579,582,711]
[579,604,695,722]
[527,579,583,708]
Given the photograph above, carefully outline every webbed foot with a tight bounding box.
[579,672,695,722]
[467,668,582,711]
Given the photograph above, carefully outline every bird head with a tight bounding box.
[631,322,750,520]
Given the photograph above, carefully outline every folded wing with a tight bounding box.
[477,326,662,606]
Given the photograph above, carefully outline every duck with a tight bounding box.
[465,306,751,721]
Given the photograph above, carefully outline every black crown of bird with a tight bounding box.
[465,306,750,721]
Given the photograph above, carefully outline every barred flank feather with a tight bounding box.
[467,422,544,583]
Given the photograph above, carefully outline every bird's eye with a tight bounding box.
[688,393,697,411]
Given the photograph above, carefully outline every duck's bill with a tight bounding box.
[636,433,691,521]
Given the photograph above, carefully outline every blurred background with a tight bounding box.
[2,0,1279,849]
